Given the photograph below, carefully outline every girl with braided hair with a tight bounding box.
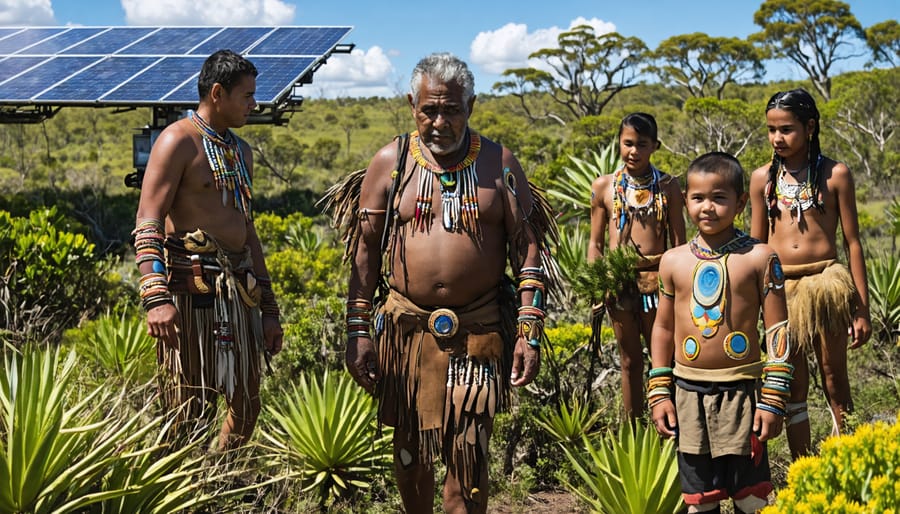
[749,88,871,460]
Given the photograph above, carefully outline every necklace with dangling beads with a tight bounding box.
[188,110,253,219]
[410,129,481,234]
[611,166,667,232]
[776,159,817,224]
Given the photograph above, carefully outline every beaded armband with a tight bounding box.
[257,276,281,319]
[762,253,785,297]
[647,367,674,408]
[346,298,373,338]
[758,319,793,417]
[132,219,172,311]
[516,266,546,349]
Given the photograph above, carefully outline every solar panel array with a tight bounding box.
[0,26,352,106]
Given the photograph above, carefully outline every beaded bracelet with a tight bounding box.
[758,361,794,416]
[756,402,786,417]
[646,367,674,408]
[133,219,171,310]
[346,298,373,338]
[138,271,172,311]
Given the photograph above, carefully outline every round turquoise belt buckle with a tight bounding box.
[428,308,459,338]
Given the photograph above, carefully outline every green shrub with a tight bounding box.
[0,208,112,345]
[764,412,900,513]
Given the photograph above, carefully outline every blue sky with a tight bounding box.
[1,0,895,98]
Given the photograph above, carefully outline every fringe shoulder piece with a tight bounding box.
[318,167,368,261]
[319,134,410,262]
[519,179,564,304]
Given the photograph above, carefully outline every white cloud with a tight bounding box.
[121,0,294,26]
[0,0,54,25]
[304,46,397,98]
[470,17,616,75]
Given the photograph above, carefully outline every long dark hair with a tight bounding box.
[764,88,823,229]
[618,112,658,142]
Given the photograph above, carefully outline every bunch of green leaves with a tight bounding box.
[560,422,683,514]
[259,371,393,509]
[569,245,640,306]
[0,208,111,345]
[868,253,900,345]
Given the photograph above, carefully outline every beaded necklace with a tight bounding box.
[611,166,667,232]
[774,155,823,224]
[688,229,758,260]
[410,129,481,233]
[188,110,252,219]
[688,230,757,338]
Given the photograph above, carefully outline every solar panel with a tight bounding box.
[0,26,353,106]
[0,27,66,54]
[37,56,159,102]
[102,56,205,103]
[118,27,221,55]
[247,27,351,56]
[20,27,107,54]
[190,27,272,56]
[62,27,156,54]
[0,56,100,101]
[0,56,47,83]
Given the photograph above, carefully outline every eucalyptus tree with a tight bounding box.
[647,33,766,100]
[821,68,899,186]
[493,25,648,125]
[865,19,900,68]
[751,0,866,101]
[243,125,308,189]
[666,97,761,159]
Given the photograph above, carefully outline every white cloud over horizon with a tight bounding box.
[305,45,397,99]
[470,16,616,76]
[309,16,620,98]
[0,0,54,25]
[121,0,294,26]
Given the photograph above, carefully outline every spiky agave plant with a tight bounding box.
[259,371,393,508]
[547,141,623,223]
[868,253,900,345]
[74,310,156,385]
[0,344,239,514]
[560,422,684,514]
[535,395,604,445]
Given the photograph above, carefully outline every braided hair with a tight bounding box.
[764,88,823,231]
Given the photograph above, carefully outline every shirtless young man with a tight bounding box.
[651,152,790,514]
[589,112,686,418]
[341,53,556,513]
[133,50,283,451]
[749,88,871,459]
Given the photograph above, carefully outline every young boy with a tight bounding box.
[749,88,871,459]
[650,152,791,514]
[589,112,686,419]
